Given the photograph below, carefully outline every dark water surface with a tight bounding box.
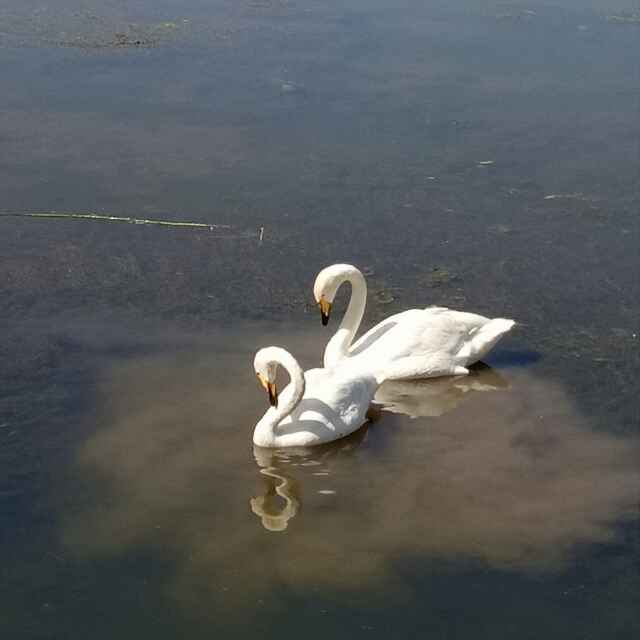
[1,1,639,638]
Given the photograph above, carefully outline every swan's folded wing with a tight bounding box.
[323,372,378,429]
[348,308,449,361]
[346,308,512,382]
[348,309,417,357]
[363,312,490,380]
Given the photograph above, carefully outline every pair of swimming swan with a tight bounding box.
[253,264,515,448]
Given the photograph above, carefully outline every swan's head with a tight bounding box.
[253,347,283,407]
[313,263,361,326]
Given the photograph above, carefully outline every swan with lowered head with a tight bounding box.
[313,264,515,381]
[253,346,377,448]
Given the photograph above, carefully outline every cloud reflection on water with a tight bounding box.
[62,327,640,613]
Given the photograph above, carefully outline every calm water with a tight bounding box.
[1,1,639,638]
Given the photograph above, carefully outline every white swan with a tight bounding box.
[313,264,515,380]
[253,346,378,448]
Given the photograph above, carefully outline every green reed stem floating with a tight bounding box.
[0,211,234,230]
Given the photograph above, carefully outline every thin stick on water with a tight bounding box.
[0,211,233,230]
[258,226,264,245]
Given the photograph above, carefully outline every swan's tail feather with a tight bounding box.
[459,318,515,364]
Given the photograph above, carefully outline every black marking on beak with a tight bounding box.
[268,382,278,408]
[319,297,332,326]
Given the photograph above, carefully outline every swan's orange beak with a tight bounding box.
[257,373,278,407]
[319,296,332,326]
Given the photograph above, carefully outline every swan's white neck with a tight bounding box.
[323,267,367,368]
[254,349,305,447]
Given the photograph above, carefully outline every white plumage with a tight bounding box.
[253,347,377,448]
[313,264,515,382]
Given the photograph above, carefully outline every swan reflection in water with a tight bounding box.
[250,455,300,532]
[251,427,369,532]
[249,364,508,531]
[374,362,509,418]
